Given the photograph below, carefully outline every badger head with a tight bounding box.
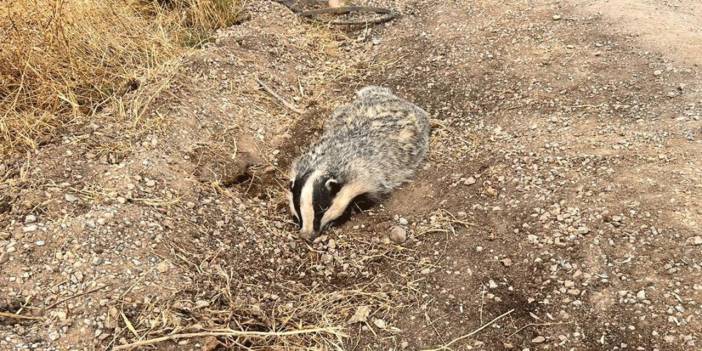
[288,169,349,240]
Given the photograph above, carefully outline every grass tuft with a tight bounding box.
[0,0,244,158]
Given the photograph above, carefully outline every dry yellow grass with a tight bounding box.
[0,0,244,157]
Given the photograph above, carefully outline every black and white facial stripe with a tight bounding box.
[289,170,343,239]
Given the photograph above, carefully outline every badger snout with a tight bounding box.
[299,228,319,242]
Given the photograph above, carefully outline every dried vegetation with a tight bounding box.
[0,0,244,157]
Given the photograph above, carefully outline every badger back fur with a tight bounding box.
[288,86,430,240]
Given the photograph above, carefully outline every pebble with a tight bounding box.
[532,336,545,343]
[691,236,702,246]
[157,261,170,273]
[457,211,467,218]
[390,226,407,243]
[636,290,646,300]
[577,226,590,235]
[72,271,84,283]
[653,70,662,76]
[373,319,386,329]
[0,232,10,240]
[464,177,476,185]
[65,194,78,202]
[24,214,37,224]
[23,224,38,232]
[145,179,156,187]
[35,240,45,246]
[552,14,561,21]
[501,258,513,267]
[398,217,409,226]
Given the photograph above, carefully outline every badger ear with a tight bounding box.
[325,178,342,196]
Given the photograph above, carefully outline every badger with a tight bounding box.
[287,86,430,240]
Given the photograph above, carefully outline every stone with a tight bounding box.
[65,194,78,203]
[389,226,407,243]
[348,305,370,324]
[532,336,545,343]
[157,261,170,273]
[373,319,386,329]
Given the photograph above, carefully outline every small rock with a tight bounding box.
[532,336,545,343]
[65,194,78,203]
[577,226,590,235]
[464,177,476,185]
[157,261,170,273]
[35,240,45,246]
[24,215,37,224]
[23,224,38,232]
[636,290,646,300]
[398,217,409,226]
[348,305,370,324]
[185,202,196,209]
[373,319,386,329]
[457,211,467,218]
[0,232,10,240]
[72,271,84,283]
[653,70,662,76]
[145,179,156,187]
[691,236,702,246]
[389,226,407,243]
[328,0,346,8]
[564,280,575,288]
[552,14,561,21]
[48,331,60,341]
[501,258,513,267]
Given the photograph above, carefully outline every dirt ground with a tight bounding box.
[2,0,701,350]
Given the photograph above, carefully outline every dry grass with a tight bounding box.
[0,0,244,158]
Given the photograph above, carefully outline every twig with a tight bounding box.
[255,78,304,114]
[0,311,44,321]
[44,285,109,311]
[422,309,514,351]
[113,327,347,350]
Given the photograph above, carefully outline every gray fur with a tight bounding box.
[289,85,430,236]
